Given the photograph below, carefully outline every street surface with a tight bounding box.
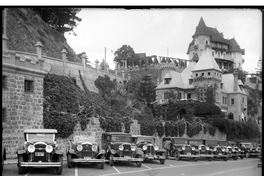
[2,158,261,176]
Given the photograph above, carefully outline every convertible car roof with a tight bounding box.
[24,129,58,133]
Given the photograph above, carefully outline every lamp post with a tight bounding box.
[104,47,113,63]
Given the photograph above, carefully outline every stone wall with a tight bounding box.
[2,71,45,159]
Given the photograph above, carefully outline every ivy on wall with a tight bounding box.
[99,117,122,132]
[156,120,165,137]
[140,120,156,136]
[186,122,203,138]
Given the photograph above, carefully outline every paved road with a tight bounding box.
[2,158,261,176]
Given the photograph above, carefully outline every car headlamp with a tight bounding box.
[143,145,147,150]
[28,145,35,153]
[232,148,235,152]
[198,146,202,150]
[238,149,241,152]
[182,146,185,150]
[192,147,195,150]
[154,146,159,151]
[119,145,124,151]
[77,145,83,151]
[206,146,209,150]
[213,148,217,151]
[45,145,53,153]
[92,145,98,152]
[222,148,225,152]
[131,145,136,151]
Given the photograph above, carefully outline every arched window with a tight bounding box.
[218,52,220,58]
[228,113,234,120]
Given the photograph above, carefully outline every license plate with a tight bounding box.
[124,156,131,159]
[218,153,222,155]
[35,152,44,156]
[187,153,191,156]
[84,157,91,160]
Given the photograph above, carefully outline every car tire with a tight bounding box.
[233,156,238,160]
[56,156,63,175]
[99,162,104,169]
[160,159,165,164]
[240,156,244,159]
[207,157,212,161]
[175,152,180,161]
[193,157,198,162]
[18,155,24,174]
[109,155,114,166]
[67,154,73,168]
[136,161,142,167]
[223,157,227,161]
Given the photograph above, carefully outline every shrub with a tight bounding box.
[140,120,156,136]
[177,120,186,137]
[156,121,164,137]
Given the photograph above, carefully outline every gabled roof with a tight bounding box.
[227,38,245,54]
[192,47,222,72]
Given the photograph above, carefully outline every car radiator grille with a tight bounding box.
[81,144,93,157]
[33,144,47,162]
[147,146,154,155]
[123,144,131,157]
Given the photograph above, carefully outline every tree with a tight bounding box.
[137,75,156,106]
[32,8,82,35]
[114,45,136,67]
[94,75,116,104]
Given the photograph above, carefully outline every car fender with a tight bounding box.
[110,149,117,155]
[17,149,26,155]
[98,149,105,155]
[136,149,144,156]
[68,149,76,155]
[55,149,64,156]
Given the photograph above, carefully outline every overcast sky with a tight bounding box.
[65,8,262,73]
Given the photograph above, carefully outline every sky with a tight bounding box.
[65,8,262,74]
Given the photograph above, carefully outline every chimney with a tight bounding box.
[233,69,238,92]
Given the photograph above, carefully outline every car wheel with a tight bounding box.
[240,156,244,159]
[207,157,212,161]
[109,155,114,166]
[193,157,198,162]
[67,154,73,168]
[223,157,227,161]
[245,153,249,158]
[99,162,104,169]
[136,161,142,167]
[233,156,238,160]
[175,152,180,161]
[56,156,63,175]
[160,159,165,164]
[18,155,24,174]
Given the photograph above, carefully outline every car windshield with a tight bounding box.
[189,140,203,145]
[173,139,188,144]
[73,136,95,143]
[137,137,154,144]
[27,133,54,142]
[111,135,132,143]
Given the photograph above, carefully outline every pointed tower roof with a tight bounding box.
[192,46,222,72]
[192,17,211,38]
[227,38,245,54]
[191,53,199,62]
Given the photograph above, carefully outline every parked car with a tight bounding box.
[16,129,63,175]
[232,146,244,159]
[163,137,199,161]
[66,135,105,169]
[189,139,213,161]
[212,145,228,161]
[132,135,165,164]
[102,132,143,167]
[225,146,238,160]
[238,142,260,158]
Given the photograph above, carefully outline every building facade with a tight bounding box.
[156,17,248,122]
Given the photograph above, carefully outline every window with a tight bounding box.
[2,75,7,89]
[201,73,204,76]
[208,72,210,76]
[222,97,224,104]
[212,52,214,56]
[231,98,235,105]
[164,92,170,99]
[242,97,244,104]
[196,73,198,77]
[187,93,191,99]
[218,52,220,58]
[189,79,193,85]
[24,80,34,93]
[220,83,223,89]
[2,107,7,122]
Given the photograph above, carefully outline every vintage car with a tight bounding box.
[163,137,199,161]
[238,142,260,158]
[132,135,165,164]
[102,132,144,167]
[188,139,213,161]
[232,146,244,159]
[212,145,228,161]
[66,135,105,169]
[17,129,63,175]
[225,146,238,160]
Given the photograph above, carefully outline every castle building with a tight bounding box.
[156,17,248,121]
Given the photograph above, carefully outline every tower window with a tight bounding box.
[164,78,171,85]
[202,73,204,76]
[231,98,235,105]
[196,73,198,77]
[208,72,210,75]
[24,80,34,93]
[220,83,223,89]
